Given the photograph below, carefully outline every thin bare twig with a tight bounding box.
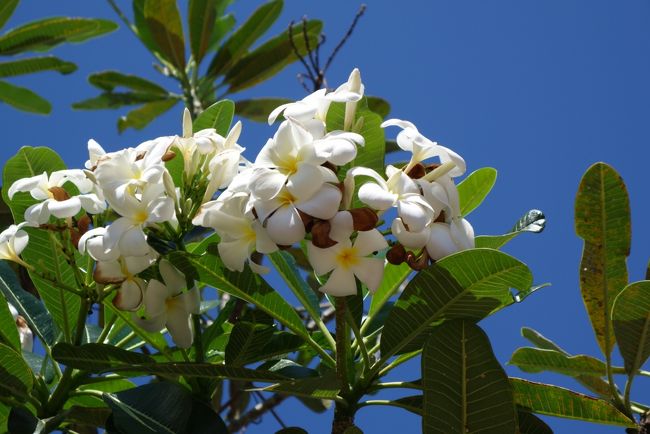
[227,393,287,432]
[324,4,367,73]
[289,20,316,83]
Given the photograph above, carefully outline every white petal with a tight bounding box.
[133,313,166,333]
[114,279,144,311]
[397,196,433,232]
[353,229,387,257]
[329,211,354,243]
[286,164,323,200]
[123,254,155,275]
[48,197,81,218]
[218,238,252,272]
[8,174,44,199]
[307,243,339,276]
[391,218,430,249]
[166,305,193,349]
[178,287,200,315]
[295,184,341,220]
[118,227,150,257]
[352,257,385,293]
[358,183,395,210]
[159,259,187,292]
[24,202,50,225]
[249,168,287,201]
[265,205,305,245]
[253,220,278,254]
[450,218,475,250]
[426,223,459,260]
[11,230,28,256]
[144,279,171,317]
[320,266,357,296]
[95,260,126,283]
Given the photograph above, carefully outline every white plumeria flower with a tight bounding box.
[330,68,364,131]
[201,122,247,203]
[308,211,387,296]
[193,193,277,273]
[254,183,342,246]
[249,120,335,201]
[381,119,466,176]
[85,139,106,169]
[135,260,200,349]
[313,130,365,166]
[268,88,331,135]
[351,165,434,232]
[8,304,33,352]
[425,219,475,260]
[0,223,30,267]
[8,170,105,224]
[103,184,175,256]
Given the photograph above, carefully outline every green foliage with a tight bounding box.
[509,347,610,377]
[457,167,497,216]
[475,209,546,249]
[0,343,33,402]
[192,99,234,135]
[612,281,650,379]
[0,291,20,351]
[422,320,516,434]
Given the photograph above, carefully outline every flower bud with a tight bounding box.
[48,187,70,201]
[406,250,430,271]
[162,150,176,162]
[407,163,426,179]
[349,207,378,231]
[311,220,337,248]
[386,243,406,265]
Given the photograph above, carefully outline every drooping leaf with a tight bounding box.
[269,251,321,324]
[188,0,216,63]
[0,294,19,350]
[64,406,112,428]
[422,320,517,434]
[575,162,630,356]
[457,167,497,216]
[0,0,18,31]
[262,372,341,401]
[132,0,161,55]
[511,378,635,427]
[0,17,117,55]
[192,99,234,135]
[0,262,56,346]
[224,19,323,93]
[509,347,609,377]
[88,70,167,95]
[207,14,236,52]
[368,263,411,317]
[0,80,49,113]
[207,0,283,77]
[520,327,611,397]
[117,99,178,133]
[517,411,553,434]
[366,96,391,118]
[381,248,533,357]
[475,209,546,249]
[612,280,650,376]
[0,56,76,78]
[143,0,186,69]
[235,97,292,123]
[72,92,168,110]
[0,343,33,402]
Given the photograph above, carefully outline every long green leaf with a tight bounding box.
[143,0,186,69]
[224,19,323,93]
[612,280,650,376]
[192,99,234,135]
[509,347,609,377]
[207,0,283,77]
[72,92,168,110]
[368,263,411,317]
[0,80,49,114]
[225,321,274,365]
[517,411,552,434]
[0,17,117,55]
[511,378,635,427]
[0,343,33,402]
[262,372,341,401]
[422,320,517,434]
[575,162,630,356]
[457,167,497,216]
[0,293,19,350]
[188,0,216,63]
[88,71,167,95]
[0,0,18,31]
[381,248,533,357]
[117,99,178,133]
[0,56,76,78]
[269,251,321,323]
[366,96,391,118]
[475,209,545,249]
[235,98,292,123]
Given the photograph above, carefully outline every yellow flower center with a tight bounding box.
[277,189,296,206]
[279,154,301,176]
[336,247,359,269]
[134,211,148,224]
[242,226,256,243]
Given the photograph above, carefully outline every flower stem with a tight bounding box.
[332,297,354,434]
[345,308,370,375]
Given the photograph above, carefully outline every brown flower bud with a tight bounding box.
[135,152,146,161]
[311,220,337,248]
[426,162,441,172]
[386,243,406,265]
[321,161,338,173]
[48,187,70,201]
[406,250,430,271]
[77,214,91,235]
[297,210,314,232]
[407,163,426,179]
[349,207,378,231]
[70,229,81,250]
[162,150,176,162]
[434,210,446,223]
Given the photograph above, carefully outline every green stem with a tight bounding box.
[377,350,421,378]
[335,297,350,395]
[357,399,421,415]
[193,314,204,363]
[371,381,422,391]
[623,375,633,416]
[96,314,117,344]
[345,308,370,374]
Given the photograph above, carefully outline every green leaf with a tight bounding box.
[612,280,650,375]
[475,209,546,249]
[517,411,552,434]
[276,428,308,434]
[117,99,178,133]
[0,17,117,55]
[225,321,274,365]
[381,248,533,357]
[187,400,228,434]
[0,294,19,350]
[72,92,167,110]
[520,327,611,397]
[64,406,111,428]
[192,99,234,135]
[0,262,56,346]
[368,263,411,317]
[224,19,323,93]
[188,0,216,63]
[52,342,286,382]
[105,381,192,434]
[366,96,391,118]
[207,0,283,77]
[457,167,497,216]
[422,320,517,434]
[262,372,341,401]
[207,14,235,52]
[0,56,76,78]
[269,251,321,324]
[88,70,167,95]
[132,0,161,55]
[0,343,33,402]
[235,98,292,123]
[0,80,49,113]
[143,0,186,69]
[509,347,609,377]
[168,251,310,342]
[0,0,18,31]
[575,162,631,357]
[511,378,635,427]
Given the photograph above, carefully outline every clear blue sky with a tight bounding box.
[2,1,650,432]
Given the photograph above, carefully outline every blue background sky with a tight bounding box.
[2,1,650,432]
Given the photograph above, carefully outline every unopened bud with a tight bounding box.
[407,163,426,179]
[311,221,337,248]
[406,250,430,271]
[135,152,145,161]
[48,187,70,201]
[298,210,314,232]
[386,243,406,265]
[162,150,176,162]
[77,215,91,235]
[434,210,446,223]
[349,207,378,231]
